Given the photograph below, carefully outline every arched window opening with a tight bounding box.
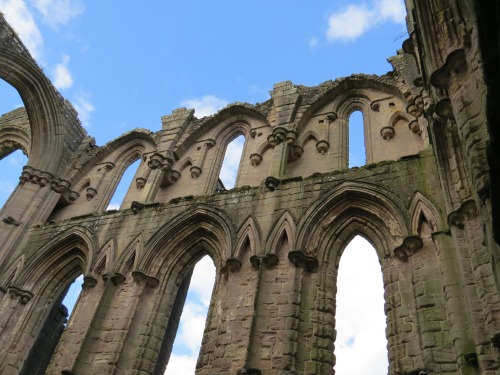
[0,149,28,208]
[165,255,216,375]
[348,111,365,168]
[334,235,388,375]
[218,135,245,190]
[20,273,83,375]
[107,159,140,210]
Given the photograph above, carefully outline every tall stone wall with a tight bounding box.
[0,1,499,374]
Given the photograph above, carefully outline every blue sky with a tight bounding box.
[0,0,406,373]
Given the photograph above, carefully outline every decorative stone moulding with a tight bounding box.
[50,178,71,194]
[8,285,33,304]
[448,199,478,229]
[286,130,298,144]
[406,103,422,118]
[250,153,263,167]
[102,272,126,285]
[288,250,319,272]
[2,216,21,226]
[430,49,466,90]
[434,98,454,119]
[131,201,145,214]
[249,254,279,269]
[19,166,53,187]
[135,177,147,189]
[82,275,98,289]
[265,176,280,191]
[190,166,202,178]
[86,187,97,200]
[393,236,423,261]
[221,258,242,274]
[408,120,420,134]
[402,35,415,54]
[68,191,80,202]
[380,126,395,141]
[132,270,159,288]
[161,169,181,187]
[290,145,303,161]
[316,140,330,154]
[147,152,173,171]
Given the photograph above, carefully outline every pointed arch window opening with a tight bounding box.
[107,158,141,210]
[348,110,366,168]
[21,272,83,375]
[164,255,216,375]
[218,134,245,190]
[334,235,388,375]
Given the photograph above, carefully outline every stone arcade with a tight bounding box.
[0,1,500,374]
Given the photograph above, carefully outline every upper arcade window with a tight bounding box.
[107,159,140,210]
[218,134,245,190]
[348,110,365,168]
[0,149,28,208]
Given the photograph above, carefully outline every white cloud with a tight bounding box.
[72,92,94,128]
[219,135,244,189]
[308,36,318,48]
[335,236,388,374]
[326,0,405,43]
[188,256,216,307]
[181,95,228,118]
[165,354,197,375]
[0,0,43,59]
[53,54,73,90]
[30,0,84,28]
[106,203,120,211]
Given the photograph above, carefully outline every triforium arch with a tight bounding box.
[0,225,95,375]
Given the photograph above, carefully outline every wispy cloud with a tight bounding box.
[72,91,95,128]
[53,54,73,90]
[0,0,43,59]
[326,0,405,43]
[181,95,228,118]
[30,0,84,28]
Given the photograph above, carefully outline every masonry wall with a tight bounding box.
[0,1,499,374]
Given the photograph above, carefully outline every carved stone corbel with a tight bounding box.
[250,153,263,167]
[82,275,98,289]
[221,258,242,274]
[448,199,478,229]
[2,216,21,226]
[265,176,280,191]
[393,236,423,261]
[102,272,126,285]
[288,250,318,272]
[132,270,159,288]
[131,201,145,214]
[8,285,33,304]
[380,126,395,140]
[249,254,279,269]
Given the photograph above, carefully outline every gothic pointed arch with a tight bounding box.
[0,108,31,159]
[296,180,410,260]
[90,238,116,276]
[140,205,234,277]
[233,215,261,260]
[409,191,446,235]
[117,232,144,275]
[265,211,297,256]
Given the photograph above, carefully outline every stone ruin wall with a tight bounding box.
[0,0,500,374]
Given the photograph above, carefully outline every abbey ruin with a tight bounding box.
[0,1,499,374]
